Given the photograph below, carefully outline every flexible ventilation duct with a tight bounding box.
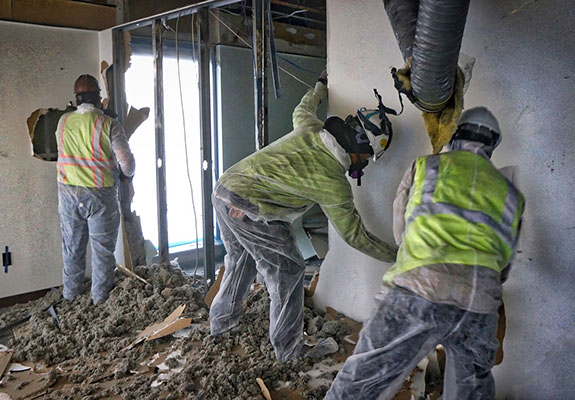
[384,0,471,112]
[383,0,419,60]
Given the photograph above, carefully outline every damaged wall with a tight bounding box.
[315,0,575,398]
[0,21,101,299]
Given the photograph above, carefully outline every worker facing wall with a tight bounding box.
[315,0,575,398]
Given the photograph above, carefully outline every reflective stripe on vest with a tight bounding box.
[408,155,522,249]
[384,152,524,283]
[56,111,115,188]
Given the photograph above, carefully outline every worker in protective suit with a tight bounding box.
[56,74,135,304]
[325,107,525,400]
[210,71,398,362]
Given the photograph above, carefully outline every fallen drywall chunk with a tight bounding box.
[304,272,319,297]
[0,368,55,400]
[204,265,225,307]
[127,304,192,349]
[0,346,14,378]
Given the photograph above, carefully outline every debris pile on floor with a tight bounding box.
[0,264,355,399]
[0,263,445,399]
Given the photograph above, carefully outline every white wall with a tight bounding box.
[0,21,100,298]
[315,0,575,398]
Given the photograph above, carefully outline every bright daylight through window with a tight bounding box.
[125,53,203,251]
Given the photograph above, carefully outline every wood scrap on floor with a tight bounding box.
[116,263,150,286]
[256,377,272,400]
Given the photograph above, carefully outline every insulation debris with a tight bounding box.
[0,263,446,399]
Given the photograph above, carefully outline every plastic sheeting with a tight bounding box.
[58,184,120,304]
[325,285,499,400]
[209,195,306,362]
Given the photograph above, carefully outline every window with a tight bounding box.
[125,52,203,250]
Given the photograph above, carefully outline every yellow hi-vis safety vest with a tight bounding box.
[56,111,116,188]
[384,151,525,283]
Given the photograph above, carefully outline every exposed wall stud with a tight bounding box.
[153,18,170,264]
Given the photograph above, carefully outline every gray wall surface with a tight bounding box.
[314,0,575,399]
[0,21,101,298]
[215,45,326,173]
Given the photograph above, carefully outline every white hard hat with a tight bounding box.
[459,107,500,135]
[456,106,501,148]
[356,108,392,162]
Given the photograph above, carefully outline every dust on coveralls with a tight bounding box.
[56,103,135,304]
[210,82,396,361]
[326,147,524,400]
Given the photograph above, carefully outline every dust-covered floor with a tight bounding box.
[0,264,443,400]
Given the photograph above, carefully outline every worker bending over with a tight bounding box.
[210,71,397,362]
[325,107,524,400]
[56,75,135,304]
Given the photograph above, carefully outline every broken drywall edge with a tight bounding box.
[147,318,193,341]
[205,265,225,307]
[124,106,150,140]
[126,305,192,349]
[343,332,359,345]
[26,107,75,161]
[304,272,320,298]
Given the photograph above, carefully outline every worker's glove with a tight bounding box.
[318,69,328,85]
[119,170,134,184]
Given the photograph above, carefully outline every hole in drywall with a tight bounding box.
[27,106,76,162]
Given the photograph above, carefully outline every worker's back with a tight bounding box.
[216,126,347,222]
[56,107,118,188]
[385,150,524,284]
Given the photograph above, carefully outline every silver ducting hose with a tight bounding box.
[384,0,471,113]
[383,0,419,61]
